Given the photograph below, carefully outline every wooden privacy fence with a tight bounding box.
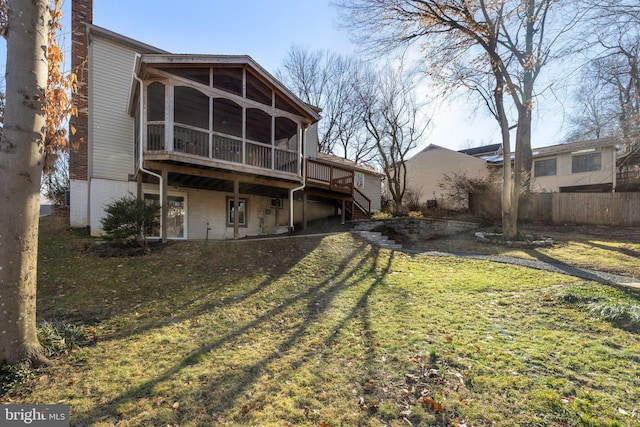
[470,192,640,226]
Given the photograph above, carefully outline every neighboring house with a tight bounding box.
[481,138,621,193]
[401,144,490,209]
[69,0,374,240]
[528,138,619,193]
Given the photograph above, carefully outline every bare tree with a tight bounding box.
[359,64,429,210]
[337,0,585,238]
[41,152,70,206]
[278,46,374,162]
[572,1,640,162]
[565,66,619,142]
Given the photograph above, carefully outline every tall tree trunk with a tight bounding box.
[0,0,50,366]
[504,0,535,240]
[494,80,516,239]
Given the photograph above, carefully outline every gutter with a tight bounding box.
[132,53,164,240]
[289,125,308,233]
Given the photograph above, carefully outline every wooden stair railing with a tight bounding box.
[353,187,371,216]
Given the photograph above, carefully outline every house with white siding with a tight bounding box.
[69,0,377,241]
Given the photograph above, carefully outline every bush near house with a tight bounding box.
[100,194,159,251]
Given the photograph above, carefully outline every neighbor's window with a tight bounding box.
[572,152,601,173]
[227,197,247,227]
[534,158,557,177]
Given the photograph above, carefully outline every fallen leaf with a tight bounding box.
[364,380,376,391]
[446,336,453,342]
[419,396,435,406]
[67,379,76,385]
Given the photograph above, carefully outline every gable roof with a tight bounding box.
[408,144,488,164]
[134,54,320,123]
[316,153,384,177]
[481,137,621,164]
[532,137,619,157]
[90,23,320,124]
[88,24,167,55]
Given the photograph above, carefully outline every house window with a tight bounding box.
[227,197,247,227]
[143,193,187,239]
[534,158,557,177]
[355,172,364,188]
[572,152,601,173]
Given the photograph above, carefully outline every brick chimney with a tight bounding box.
[69,0,92,181]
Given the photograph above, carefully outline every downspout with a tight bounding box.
[133,53,164,240]
[289,125,308,234]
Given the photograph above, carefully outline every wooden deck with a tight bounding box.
[305,159,353,194]
[145,124,301,183]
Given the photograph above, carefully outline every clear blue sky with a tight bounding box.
[1,0,568,152]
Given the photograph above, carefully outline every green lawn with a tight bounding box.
[4,216,640,426]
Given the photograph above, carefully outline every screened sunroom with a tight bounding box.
[132,55,320,182]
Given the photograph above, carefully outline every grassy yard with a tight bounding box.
[3,216,640,426]
[406,224,640,278]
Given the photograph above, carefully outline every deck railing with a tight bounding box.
[353,187,371,214]
[306,159,354,194]
[617,169,640,185]
[212,134,242,163]
[146,124,300,176]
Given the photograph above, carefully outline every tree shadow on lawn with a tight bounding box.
[525,247,637,284]
[71,243,392,425]
[527,248,640,331]
[38,236,328,341]
[583,240,640,266]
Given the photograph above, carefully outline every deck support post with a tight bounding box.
[136,172,142,200]
[233,179,240,240]
[302,193,307,230]
[161,168,168,244]
[341,199,346,225]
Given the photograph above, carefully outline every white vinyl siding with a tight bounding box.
[90,36,137,180]
[362,173,383,211]
[305,122,319,159]
[69,179,89,227]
